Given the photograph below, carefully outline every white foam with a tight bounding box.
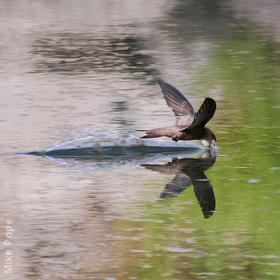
[42,132,205,170]
[46,132,203,151]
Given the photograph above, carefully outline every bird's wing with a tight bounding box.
[187,98,216,130]
[158,80,195,129]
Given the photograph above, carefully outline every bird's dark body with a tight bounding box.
[142,126,206,142]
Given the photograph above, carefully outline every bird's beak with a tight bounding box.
[210,140,216,149]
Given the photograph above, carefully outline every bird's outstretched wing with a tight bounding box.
[158,80,195,129]
[187,98,216,130]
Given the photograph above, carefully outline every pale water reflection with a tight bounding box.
[32,35,159,82]
[1,0,280,280]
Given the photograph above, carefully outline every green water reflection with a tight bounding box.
[109,24,280,280]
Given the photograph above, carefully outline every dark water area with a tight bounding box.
[0,1,280,279]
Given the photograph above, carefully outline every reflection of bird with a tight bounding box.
[142,151,216,218]
[139,80,217,148]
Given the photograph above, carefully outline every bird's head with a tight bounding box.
[201,128,217,149]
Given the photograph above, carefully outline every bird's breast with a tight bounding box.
[179,129,205,140]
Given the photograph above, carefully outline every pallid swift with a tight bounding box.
[139,80,217,149]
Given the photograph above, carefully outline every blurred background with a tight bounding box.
[0,0,279,279]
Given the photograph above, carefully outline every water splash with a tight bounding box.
[29,132,204,170]
[46,132,202,151]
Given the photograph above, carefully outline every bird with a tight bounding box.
[142,150,216,218]
[139,80,217,148]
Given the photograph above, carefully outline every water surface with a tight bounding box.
[0,1,280,279]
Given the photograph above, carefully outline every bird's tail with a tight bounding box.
[137,127,174,139]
